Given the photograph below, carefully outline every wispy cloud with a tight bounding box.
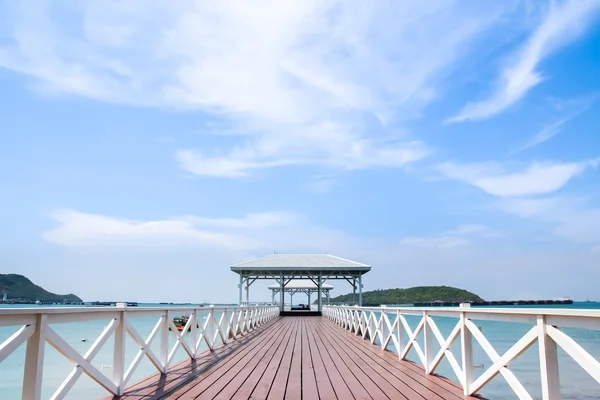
[42,209,352,252]
[175,137,431,178]
[399,224,498,249]
[438,160,598,197]
[448,0,600,122]
[511,116,571,154]
[510,100,593,154]
[0,1,515,177]
[497,196,600,249]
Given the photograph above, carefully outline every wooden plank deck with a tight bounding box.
[110,317,477,400]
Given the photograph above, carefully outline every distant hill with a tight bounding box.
[0,274,82,302]
[327,286,483,306]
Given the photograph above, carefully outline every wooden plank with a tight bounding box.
[111,316,479,400]
[304,318,337,400]
[284,319,302,400]
[249,317,298,399]
[267,317,299,400]
[198,316,295,399]
[116,317,283,399]
[319,318,467,399]
[317,317,425,400]
[322,317,457,399]
[305,317,354,399]
[300,317,320,400]
[115,342,241,399]
[119,319,281,399]
[170,317,292,399]
[306,317,375,400]
[313,316,409,400]
[217,317,298,399]
[190,317,295,399]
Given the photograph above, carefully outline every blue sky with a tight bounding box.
[1,0,600,303]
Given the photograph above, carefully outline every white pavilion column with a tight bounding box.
[290,292,294,307]
[271,290,275,304]
[308,292,311,308]
[317,273,322,312]
[280,274,284,312]
[238,274,243,306]
[358,275,363,307]
[245,277,250,304]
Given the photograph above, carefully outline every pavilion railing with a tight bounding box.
[0,304,279,400]
[323,304,600,400]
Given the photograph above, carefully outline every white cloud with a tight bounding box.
[43,210,256,249]
[448,0,600,122]
[495,197,559,218]
[438,160,597,197]
[42,209,351,252]
[176,136,430,178]
[498,196,600,246]
[0,1,515,177]
[399,224,497,249]
[399,236,470,249]
[35,209,600,302]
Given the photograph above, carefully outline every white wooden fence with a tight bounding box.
[323,305,600,400]
[0,304,278,400]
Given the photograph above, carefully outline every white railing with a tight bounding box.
[0,304,279,400]
[323,305,600,400]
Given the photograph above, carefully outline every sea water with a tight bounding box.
[1,303,600,399]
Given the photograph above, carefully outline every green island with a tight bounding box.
[0,273,82,303]
[326,286,483,306]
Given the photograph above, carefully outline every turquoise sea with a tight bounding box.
[1,303,600,399]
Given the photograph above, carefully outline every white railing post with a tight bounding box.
[207,310,215,344]
[398,310,405,360]
[22,314,47,400]
[235,309,242,336]
[220,309,228,344]
[237,309,244,335]
[190,310,198,358]
[460,311,474,395]
[113,308,127,395]
[538,315,560,400]
[232,309,240,338]
[160,311,169,373]
[424,312,434,373]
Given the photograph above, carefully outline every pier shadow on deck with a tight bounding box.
[279,310,322,316]
[108,316,478,400]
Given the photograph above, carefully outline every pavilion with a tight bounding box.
[230,253,371,315]
[267,280,334,308]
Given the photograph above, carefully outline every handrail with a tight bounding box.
[323,304,600,400]
[0,304,279,400]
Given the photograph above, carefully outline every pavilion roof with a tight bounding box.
[230,253,371,277]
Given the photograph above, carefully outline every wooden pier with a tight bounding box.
[110,316,471,400]
[3,303,600,399]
